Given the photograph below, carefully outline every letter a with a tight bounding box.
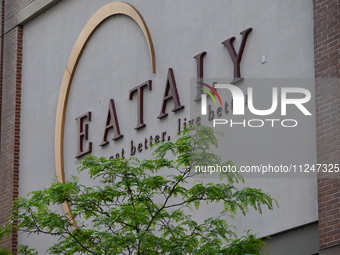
[158,68,184,119]
[100,99,123,146]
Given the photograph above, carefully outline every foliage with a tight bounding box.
[18,245,38,255]
[0,245,38,255]
[0,125,276,254]
[221,234,268,255]
[0,246,11,255]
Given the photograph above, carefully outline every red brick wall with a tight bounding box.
[314,0,340,252]
[0,0,4,150]
[0,27,22,254]
[0,0,33,253]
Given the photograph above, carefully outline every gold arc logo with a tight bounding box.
[54,2,156,217]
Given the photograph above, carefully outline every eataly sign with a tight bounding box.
[74,28,252,158]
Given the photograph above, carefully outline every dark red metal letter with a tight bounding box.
[222,28,252,84]
[194,51,207,102]
[100,99,123,146]
[75,112,92,158]
[129,80,152,130]
[158,68,185,119]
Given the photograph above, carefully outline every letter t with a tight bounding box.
[129,80,152,130]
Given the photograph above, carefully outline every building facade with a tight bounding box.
[0,0,339,254]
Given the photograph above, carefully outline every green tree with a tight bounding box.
[0,126,276,254]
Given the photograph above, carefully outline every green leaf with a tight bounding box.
[0,125,276,254]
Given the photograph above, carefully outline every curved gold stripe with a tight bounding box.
[55,2,156,217]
